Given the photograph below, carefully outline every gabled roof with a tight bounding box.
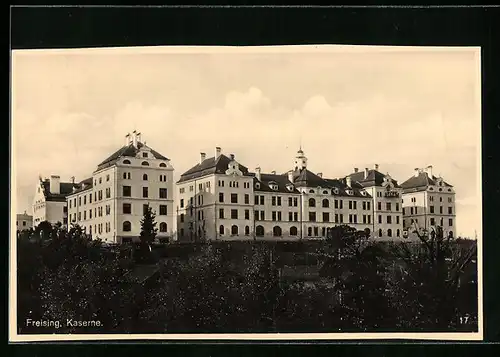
[67,177,93,196]
[253,173,300,194]
[284,169,372,198]
[41,179,75,202]
[346,169,401,188]
[177,154,252,183]
[96,142,169,171]
[400,172,453,193]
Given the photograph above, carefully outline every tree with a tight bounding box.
[139,206,158,261]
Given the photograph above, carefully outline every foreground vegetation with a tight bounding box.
[17,219,477,334]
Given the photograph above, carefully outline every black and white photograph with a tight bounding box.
[10,44,482,341]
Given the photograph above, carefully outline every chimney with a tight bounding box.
[346,176,352,188]
[124,133,131,146]
[70,176,75,184]
[136,132,142,143]
[414,168,420,177]
[364,168,369,179]
[426,165,433,178]
[374,164,379,171]
[354,168,359,173]
[131,130,138,148]
[271,170,276,175]
[200,152,206,164]
[215,146,222,159]
[49,175,60,194]
[288,170,294,183]
[317,172,323,178]
[230,154,235,161]
[255,167,261,181]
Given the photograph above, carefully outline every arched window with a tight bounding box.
[378,229,383,237]
[322,199,329,208]
[159,222,167,232]
[123,159,131,164]
[396,229,400,237]
[290,226,298,236]
[143,173,148,181]
[231,225,238,235]
[219,225,225,235]
[308,198,316,207]
[309,189,315,194]
[273,226,282,237]
[308,227,312,236]
[123,221,131,232]
[159,163,167,167]
[256,225,264,237]
[387,228,392,237]
[245,226,250,235]
[141,161,149,166]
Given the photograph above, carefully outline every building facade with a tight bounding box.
[32,175,71,227]
[176,147,411,241]
[16,211,33,232]
[400,166,456,239]
[65,131,175,243]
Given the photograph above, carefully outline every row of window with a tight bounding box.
[122,220,168,232]
[95,174,110,186]
[376,201,399,211]
[404,217,453,227]
[121,172,169,182]
[403,206,453,215]
[122,203,168,215]
[179,194,206,208]
[217,180,251,189]
[407,196,453,203]
[122,158,168,168]
[377,214,400,224]
[122,186,168,199]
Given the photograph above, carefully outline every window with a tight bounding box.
[387,229,392,237]
[334,200,338,209]
[231,193,238,203]
[448,197,453,203]
[430,217,435,226]
[323,212,330,222]
[231,225,238,235]
[396,216,400,224]
[255,210,259,220]
[290,226,298,236]
[367,202,371,210]
[386,202,391,211]
[294,212,298,221]
[219,208,225,219]
[159,205,167,215]
[396,229,400,237]
[159,188,167,199]
[141,161,149,166]
[273,226,282,237]
[322,199,329,208]
[219,193,224,203]
[309,212,316,222]
[69,200,72,209]
[449,218,453,226]
[288,197,293,206]
[142,204,149,215]
[353,201,357,210]
[143,187,149,198]
[123,221,131,231]
[402,207,406,215]
[260,211,265,220]
[199,183,203,191]
[309,198,316,207]
[272,211,277,221]
[180,199,184,208]
[260,196,265,205]
[123,203,131,214]
[339,214,344,223]
[219,225,225,235]
[123,159,131,165]
[142,152,148,158]
[349,214,353,223]
[272,196,276,206]
[448,207,453,214]
[309,189,315,194]
[79,197,82,206]
[245,209,250,220]
[159,222,167,232]
[277,197,282,206]
[123,186,131,197]
[245,226,250,235]
[362,201,366,210]
[99,177,102,184]
[106,174,110,182]
[377,202,382,211]
[439,206,443,214]
[308,227,312,236]
[378,229,383,237]
[349,201,352,210]
[335,214,339,223]
[123,173,127,179]
[288,212,293,222]
[255,195,259,205]
[89,210,92,219]
[415,207,418,214]
[430,206,435,213]
[396,203,399,211]
[78,212,81,221]
[180,214,184,223]
[387,215,392,224]
[256,225,264,236]
[378,215,382,224]
[159,162,167,167]
[293,197,298,207]
[142,173,148,181]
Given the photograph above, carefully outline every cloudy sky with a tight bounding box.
[12,45,481,238]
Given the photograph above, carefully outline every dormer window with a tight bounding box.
[269,182,279,191]
[141,161,149,166]
[309,189,315,194]
[323,190,328,194]
[346,189,354,196]
[142,152,148,158]
[255,182,261,189]
[123,159,131,164]
[429,187,434,191]
[361,190,367,196]
[448,188,452,192]
[286,185,294,192]
[332,188,339,195]
[159,163,167,167]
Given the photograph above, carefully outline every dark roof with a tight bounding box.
[67,177,93,196]
[41,179,75,202]
[346,169,401,188]
[284,169,372,198]
[400,172,453,193]
[177,154,252,183]
[253,173,300,194]
[96,142,169,171]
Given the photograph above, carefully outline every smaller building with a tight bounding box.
[32,175,73,227]
[16,211,33,231]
